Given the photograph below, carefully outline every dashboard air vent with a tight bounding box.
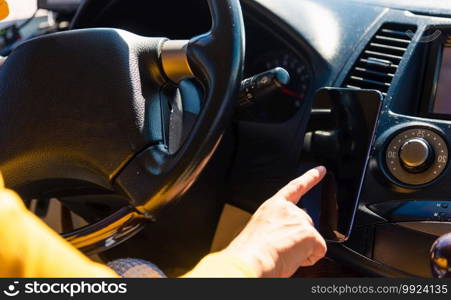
[344,23,417,97]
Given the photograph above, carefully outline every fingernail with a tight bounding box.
[316,166,327,174]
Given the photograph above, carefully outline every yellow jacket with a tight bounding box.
[0,174,255,278]
[0,1,254,278]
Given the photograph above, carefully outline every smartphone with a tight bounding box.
[303,88,383,243]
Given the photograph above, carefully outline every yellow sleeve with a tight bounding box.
[181,252,257,278]
[0,175,118,278]
[0,173,255,278]
[0,0,9,21]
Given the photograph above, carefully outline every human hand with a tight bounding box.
[223,166,327,277]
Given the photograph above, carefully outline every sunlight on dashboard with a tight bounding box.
[258,0,340,60]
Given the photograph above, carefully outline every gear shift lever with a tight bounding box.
[430,233,451,278]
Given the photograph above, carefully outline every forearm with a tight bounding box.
[181,252,256,278]
[0,181,255,278]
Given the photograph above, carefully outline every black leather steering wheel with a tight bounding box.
[0,0,245,254]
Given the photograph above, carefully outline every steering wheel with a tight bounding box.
[0,0,245,255]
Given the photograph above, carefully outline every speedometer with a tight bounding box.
[249,51,312,122]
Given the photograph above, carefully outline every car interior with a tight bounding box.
[1,0,451,278]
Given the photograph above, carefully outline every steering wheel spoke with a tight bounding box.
[116,0,245,217]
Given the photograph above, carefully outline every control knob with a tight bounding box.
[385,128,448,186]
[399,138,434,173]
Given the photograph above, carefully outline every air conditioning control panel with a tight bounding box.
[385,127,448,186]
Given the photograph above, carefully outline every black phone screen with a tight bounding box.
[303,88,382,242]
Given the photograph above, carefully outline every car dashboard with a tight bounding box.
[36,0,451,277]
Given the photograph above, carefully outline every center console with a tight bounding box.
[328,21,451,277]
[367,30,451,218]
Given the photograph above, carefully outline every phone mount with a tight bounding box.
[302,88,383,243]
[303,89,372,177]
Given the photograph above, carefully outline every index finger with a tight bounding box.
[275,166,327,204]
